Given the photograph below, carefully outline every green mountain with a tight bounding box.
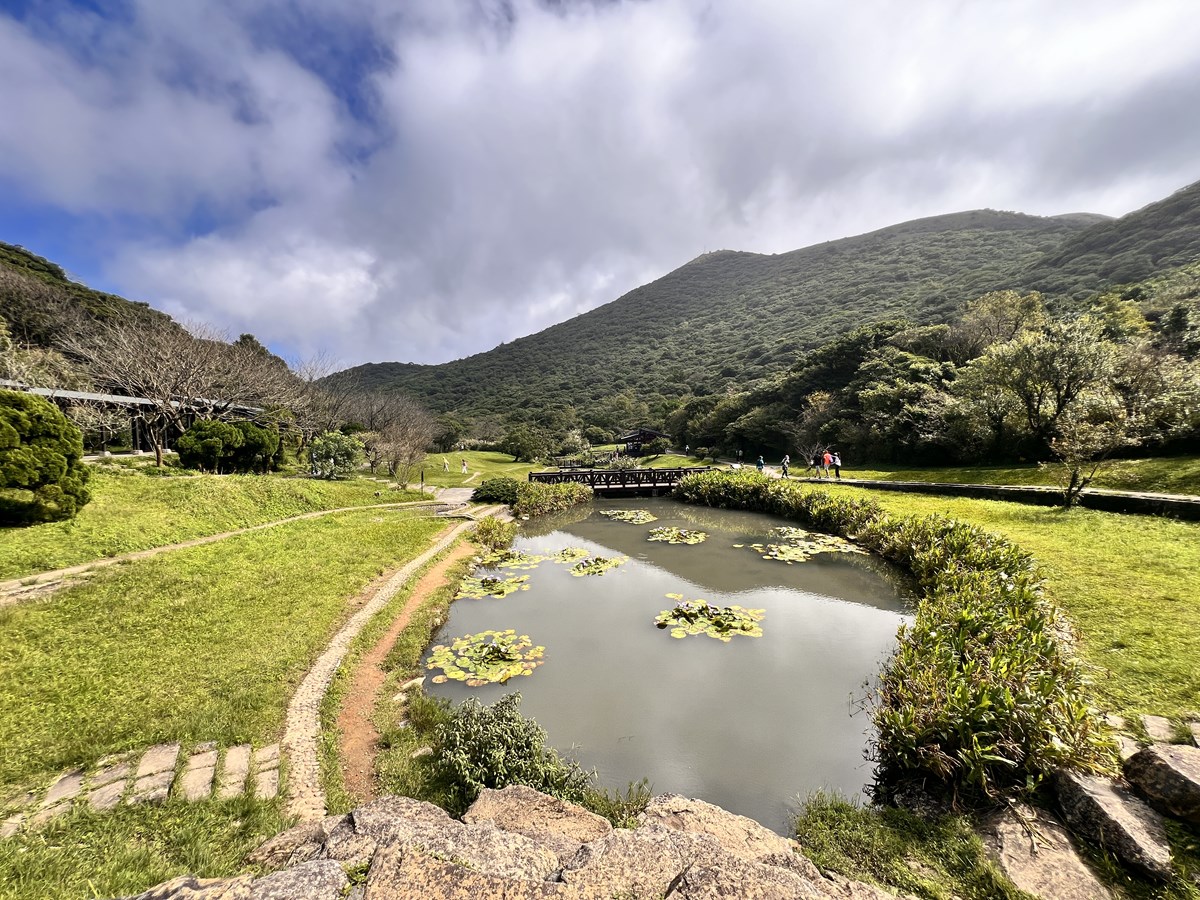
[338,181,1200,419]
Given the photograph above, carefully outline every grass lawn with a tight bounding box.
[0,508,446,786]
[823,485,1200,721]
[0,797,286,900]
[418,450,541,489]
[845,455,1200,496]
[0,471,425,580]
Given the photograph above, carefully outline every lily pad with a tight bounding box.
[570,555,628,577]
[551,547,592,563]
[455,574,531,599]
[647,526,708,545]
[426,629,545,687]
[654,595,764,642]
[744,527,865,564]
[477,549,547,571]
[600,509,658,525]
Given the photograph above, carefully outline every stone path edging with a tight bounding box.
[283,518,479,823]
[0,500,445,605]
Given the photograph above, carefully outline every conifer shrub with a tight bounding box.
[177,420,281,473]
[0,390,91,524]
[471,476,520,505]
[674,470,1113,805]
[512,481,592,518]
[308,430,364,479]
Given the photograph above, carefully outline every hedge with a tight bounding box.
[512,481,592,518]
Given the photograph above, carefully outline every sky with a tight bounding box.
[3,0,1200,369]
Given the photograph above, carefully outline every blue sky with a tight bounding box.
[3,0,1200,367]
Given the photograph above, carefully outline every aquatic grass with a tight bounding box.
[569,555,628,577]
[512,482,592,518]
[647,526,708,544]
[655,595,764,641]
[0,509,445,785]
[426,630,545,686]
[0,471,424,580]
[600,509,658,524]
[454,574,531,599]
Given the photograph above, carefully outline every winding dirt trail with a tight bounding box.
[337,540,478,803]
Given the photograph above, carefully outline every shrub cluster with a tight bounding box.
[471,476,520,506]
[429,693,591,816]
[0,390,91,524]
[512,481,591,518]
[176,419,281,474]
[674,470,1113,804]
[472,514,517,551]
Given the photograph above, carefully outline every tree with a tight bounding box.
[176,419,280,473]
[308,430,363,479]
[350,391,437,481]
[0,390,91,524]
[63,319,302,466]
[501,423,552,463]
[950,290,1048,363]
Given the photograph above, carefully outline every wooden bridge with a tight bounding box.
[528,466,712,496]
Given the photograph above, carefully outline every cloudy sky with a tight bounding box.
[3,0,1200,367]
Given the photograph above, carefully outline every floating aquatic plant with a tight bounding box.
[744,526,865,564]
[601,509,658,525]
[477,548,547,571]
[455,574,531,599]
[647,526,708,545]
[551,547,592,563]
[655,593,764,642]
[570,555,628,577]
[426,629,545,686]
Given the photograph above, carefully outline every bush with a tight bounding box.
[471,476,520,505]
[643,437,670,455]
[178,420,281,473]
[0,390,91,524]
[308,430,364,479]
[602,454,640,471]
[429,693,591,816]
[674,470,1113,805]
[512,481,592,518]
[472,515,516,550]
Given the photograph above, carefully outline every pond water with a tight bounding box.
[423,497,912,833]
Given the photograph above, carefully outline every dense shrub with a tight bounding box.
[0,390,91,524]
[471,476,520,505]
[674,470,1113,805]
[308,430,364,479]
[472,514,516,550]
[601,454,639,470]
[512,481,592,518]
[643,437,670,455]
[429,693,591,816]
[177,420,281,473]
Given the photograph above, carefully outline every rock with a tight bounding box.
[410,747,433,760]
[1190,722,1200,747]
[246,821,324,868]
[1141,715,1176,743]
[91,760,132,788]
[218,745,252,799]
[121,874,254,899]
[137,742,181,777]
[1104,714,1127,732]
[1,813,24,838]
[250,859,348,899]
[1054,770,1174,879]
[464,785,611,860]
[88,779,127,811]
[638,793,793,863]
[362,844,572,900]
[1124,744,1200,823]
[254,767,279,800]
[128,770,175,805]
[42,769,85,807]
[1116,735,1142,763]
[979,804,1112,900]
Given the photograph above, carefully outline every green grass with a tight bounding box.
[418,451,541,489]
[0,471,425,580]
[0,508,446,785]
[0,796,286,900]
[823,485,1200,720]
[845,455,1200,496]
[793,793,1031,900]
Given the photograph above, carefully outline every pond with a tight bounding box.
[423,496,912,833]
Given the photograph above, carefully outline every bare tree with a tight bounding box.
[351,391,437,482]
[62,319,302,465]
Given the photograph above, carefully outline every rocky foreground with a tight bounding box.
[123,788,897,899]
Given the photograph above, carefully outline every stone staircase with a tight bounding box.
[1,740,281,838]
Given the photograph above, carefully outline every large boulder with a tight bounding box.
[251,860,348,899]
[362,844,577,900]
[637,793,795,863]
[1054,771,1174,880]
[1124,744,1200,823]
[464,784,612,861]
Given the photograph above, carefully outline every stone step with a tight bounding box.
[1054,770,1174,880]
[979,804,1112,900]
[217,744,252,800]
[1124,744,1200,824]
[1141,715,1177,743]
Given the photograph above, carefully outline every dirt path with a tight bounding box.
[0,500,445,605]
[338,540,478,803]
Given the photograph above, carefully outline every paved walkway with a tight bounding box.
[0,500,448,605]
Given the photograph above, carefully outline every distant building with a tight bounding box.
[614,426,671,456]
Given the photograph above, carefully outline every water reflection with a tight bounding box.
[426,497,911,833]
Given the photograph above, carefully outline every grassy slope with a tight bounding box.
[0,508,446,784]
[846,456,1200,496]
[0,472,424,580]
[824,486,1200,719]
[419,450,541,489]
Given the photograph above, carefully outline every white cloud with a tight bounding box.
[4,0,1200,365]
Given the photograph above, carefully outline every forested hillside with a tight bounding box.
[338,211,1100,416]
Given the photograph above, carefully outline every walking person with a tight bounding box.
[460,458,468,475]
[756,454,765,473]
[781,454,790,478]
[822,449,832,478]
[832,451,842,480]
[442,457,449,473]
[811,451,823,478]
